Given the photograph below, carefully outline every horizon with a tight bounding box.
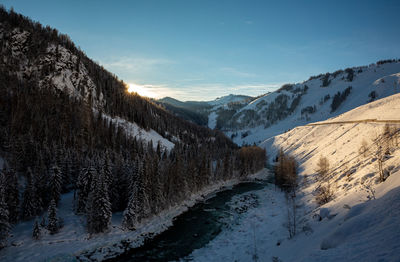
[2,0,400,101]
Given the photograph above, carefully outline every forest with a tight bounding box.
[0,6,266,246]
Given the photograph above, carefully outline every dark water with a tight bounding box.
[111,180,269,262]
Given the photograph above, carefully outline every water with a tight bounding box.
[111,180,269,262]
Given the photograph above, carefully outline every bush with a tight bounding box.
[368,91,377,102]
[316,184,334,205]
[274,149,297,192]
[321,73,331,87]
[330,86,352,112]
[345,68,354,82]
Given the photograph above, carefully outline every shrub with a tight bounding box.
[316,184,334,205]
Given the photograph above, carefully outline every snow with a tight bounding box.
[101,113,175,151]
[190,94,400,262]
[0,169,269,262]
[208,111,218,130]
[208,94,252,106]
[188,183,288,262]
[219,62,400,146]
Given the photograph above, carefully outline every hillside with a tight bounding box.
[187,93,400,262]
[158,61,400,146]
[0,8,266,261]
[225,61,400,145]
[256,93,400,261]
[156,94,253,127]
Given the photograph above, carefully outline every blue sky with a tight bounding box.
[2,0,400,100]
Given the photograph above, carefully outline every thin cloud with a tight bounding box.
[101,56,175,74]
[220,67,257,78]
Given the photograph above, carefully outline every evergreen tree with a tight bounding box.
[49,164,62,205]
[32,219,40,240]
[40,216,46,227]
[86,169,112,234]
[2,167,19,223]
[0,175,10,249]
[76,165,95,214]
[47,199,59,234]
[122,192,138,230]
[21,168,38,220]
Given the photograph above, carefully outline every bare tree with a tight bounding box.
[315,156,334,205]
[359,139,369,158]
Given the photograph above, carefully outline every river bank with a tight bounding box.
[0,169,271,262]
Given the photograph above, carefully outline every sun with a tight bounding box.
[127,83,157,98]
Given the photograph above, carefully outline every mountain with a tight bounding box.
[156,94,254,126]
[257,93,400,261]
[222,61,400,145]
[156,97,212,126]
[162,62,400,146]
[0,7,266,260]
[188,92,400,262]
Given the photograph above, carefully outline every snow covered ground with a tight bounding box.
[190,93,400,262]
[0,170,269,262]
[224,62,400,146]
[188,183,288,262]
[102,113,175,151]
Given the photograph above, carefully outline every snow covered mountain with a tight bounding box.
[189,93,400,262]
[156,94,253,126]
[255,93,400,261]
[159,60,400,147]
[223,61,400,145]
[1,9,267,261]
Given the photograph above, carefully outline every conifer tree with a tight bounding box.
[47,199,59,234]
[76,165,95,214]
[40,216,46,227]
[3,167,19,223]
[32,219,40,240]
[21,168,38,220]
[122,192,138,230]
[0,175,10,249]
[49,164,62,205]
[86,169,112,234]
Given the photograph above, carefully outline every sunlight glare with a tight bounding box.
[127,83,157,98]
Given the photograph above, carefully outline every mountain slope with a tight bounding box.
[0,7,266,261]
[156,94,254,127]
[228,62,400,145]
[258,93,400,261]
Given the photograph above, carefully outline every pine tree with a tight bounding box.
[86,169,112,234]
[47,199,59,234]
[32,219,40,240]
[122,192,138,230]
[3,167,19,223]
[49,164,62,205]
[40,216,46,227]
[76,165,95,214]
[0,175,10,249]
[21,168,38,220]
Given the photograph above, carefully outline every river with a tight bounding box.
[109,180,270,262]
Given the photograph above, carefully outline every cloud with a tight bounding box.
[245,20,253,25]
[126,81,283,101]
[163,83,282,101]
[219,67,257,78]
[100,56,175,74]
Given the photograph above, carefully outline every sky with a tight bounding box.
[2,0,400,101]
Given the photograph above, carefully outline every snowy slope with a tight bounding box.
[0,170,269,262]
[213,61,400,145]
[190,93,400,262]
[255,93,400,261]
[1,24,174,150]
[102,113,175,151]
[208,94,253,106]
